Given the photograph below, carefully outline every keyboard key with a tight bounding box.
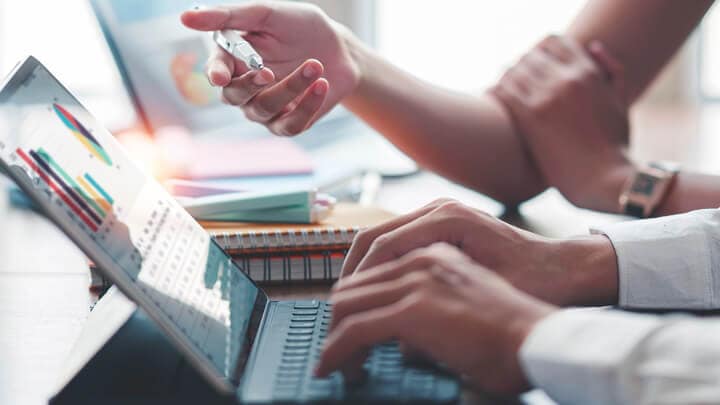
[278,364,306,372]
[292,309,318,316]
[284,348,310,356]
[290,322,315,329]
[294,300,320,309]
[277,371,304,379]
[285,342,311,349]
[291,315,317,322]
[282,356,309,364]
[273,389,298,401]
[287,335,313,342]
[288,328,314,335]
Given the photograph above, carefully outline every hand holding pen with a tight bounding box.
[182,3,361,136]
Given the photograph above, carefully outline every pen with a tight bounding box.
[213,29,264,70]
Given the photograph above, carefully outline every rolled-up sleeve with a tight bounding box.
[520,309,720,405]
[591,209,720,309]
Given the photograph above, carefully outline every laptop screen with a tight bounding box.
[90,0,264,135]
[0,57,266,391]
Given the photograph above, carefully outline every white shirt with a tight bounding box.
[520,209,720,405]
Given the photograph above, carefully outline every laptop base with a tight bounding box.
[51,306,235,405]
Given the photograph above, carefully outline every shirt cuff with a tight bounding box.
[520,309,661,405]
[591,209,720,309]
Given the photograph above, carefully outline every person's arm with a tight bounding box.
[521,310,720,405]
[568,0,714,104]
[567,0,720,215]
[494,18,720,216]
[341,39,544,205]
[182,3,546,206]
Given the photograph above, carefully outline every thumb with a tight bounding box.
[588,40,626,101]
[181,4,273,32]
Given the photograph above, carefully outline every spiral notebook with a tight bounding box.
[202,204,395,284]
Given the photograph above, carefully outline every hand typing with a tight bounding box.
[339,198,618,307]
[317,242,556,394]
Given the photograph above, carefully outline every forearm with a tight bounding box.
[586,167,720,216]
[549,235,619,306]
[340,34,545,206]
[567,0,714,103]
[653,171,720,216]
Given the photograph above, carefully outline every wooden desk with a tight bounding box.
[1,102,714,405]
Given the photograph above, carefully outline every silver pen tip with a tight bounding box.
[249,56,264,70]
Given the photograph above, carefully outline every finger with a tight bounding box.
[245,59,324,122]
[340,351,369,384]
[588,40,626,97]
[267,79,328,136]
[334,247,440,294]
[181,4,274,32]
[538,35,572,63]
[207,46,236,87]
[352,211,459,274]
[222,68,275,106]
[557,36,600,74]
[339,198,455,279]
[316,301,408,377]
[521,49,557,81]
[330,271,430,332]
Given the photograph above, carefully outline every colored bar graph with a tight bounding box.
[76,175,112,213]
[37,148,106,219]
[83,173,114,205]
[16,148,98,232]
[53,103,113,166]
[29,150,103,226]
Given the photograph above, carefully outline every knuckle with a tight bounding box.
[427,241,454,254]
[428,197,456,208]
[437,200,471,217]
[371,233,392,251]
[353,228,375,247]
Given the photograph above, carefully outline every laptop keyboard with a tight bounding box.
[267,300,459,403]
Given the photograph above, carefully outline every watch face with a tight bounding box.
[631,173,657,196]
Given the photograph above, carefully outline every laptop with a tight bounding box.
[88,0,418,178]
[0,56,459,403]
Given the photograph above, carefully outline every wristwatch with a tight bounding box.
[619,161,680,218]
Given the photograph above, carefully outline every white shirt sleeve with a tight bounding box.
[591,209,720,309]
[520,309,720,405]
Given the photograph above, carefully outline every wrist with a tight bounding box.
[337,24,382,108]
[573,161,635,214]
[554,235,619,306]
[332,21,366,100]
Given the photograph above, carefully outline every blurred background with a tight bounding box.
[0,0,719,175]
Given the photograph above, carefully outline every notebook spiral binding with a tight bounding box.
[210,227,362,284]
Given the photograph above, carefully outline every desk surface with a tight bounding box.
[1,102,715,404]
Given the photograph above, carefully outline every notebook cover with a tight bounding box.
[201,203,394,237]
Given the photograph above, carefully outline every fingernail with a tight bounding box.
[303,64,318,79]
[313,82,327,96]
[253,72,271,86]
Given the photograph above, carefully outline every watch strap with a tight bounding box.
[624,202,646,218]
